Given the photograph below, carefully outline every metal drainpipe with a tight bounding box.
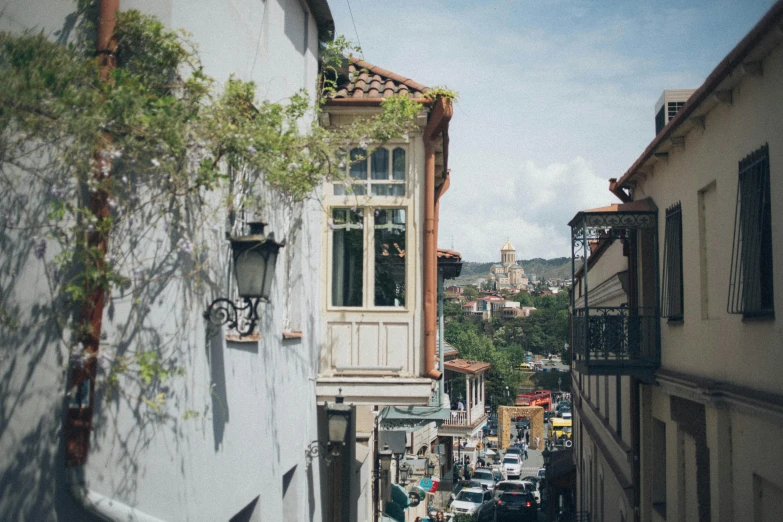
[64,0,118,469]
[437,272,445,405]
[422,97,452,381]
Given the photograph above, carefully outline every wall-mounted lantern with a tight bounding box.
[206,219,284,336]
[305,402,353,469]
[378,443,393,473]
[425,460,436,478]
[398,462,411,484]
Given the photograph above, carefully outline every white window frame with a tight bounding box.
[326,144,412,312]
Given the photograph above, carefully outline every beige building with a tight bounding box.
[488,240,529,291]
[317,57,456,521]
[568,3,783,522]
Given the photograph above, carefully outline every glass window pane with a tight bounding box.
[370,183,405,196]
[371,184,388,196]
[371,148,389,180]
[350,148,367,180]
[347,184,366,195]
[332,208,364,307]
[392,148,406,180]
[333,184,345,195]
[374,208,406,307]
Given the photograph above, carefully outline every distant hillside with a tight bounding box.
[454,257,574,286]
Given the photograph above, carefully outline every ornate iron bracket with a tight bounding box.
[305,441,332,468]
[205,297,262,337]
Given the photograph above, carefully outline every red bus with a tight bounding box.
[514,390,552,411]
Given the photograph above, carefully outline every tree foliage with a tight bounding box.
[443,289,572,406]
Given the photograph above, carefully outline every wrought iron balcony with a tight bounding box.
[569,198,661,379]
[572,307,659,376]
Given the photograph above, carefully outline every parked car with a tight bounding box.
[472,467,497,492]
[449,479,482,505]
[537,468,546,479]
[502,455,522,479]
[450,487,493,517]
[516,417,531,430]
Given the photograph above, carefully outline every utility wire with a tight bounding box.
[345,0,364,59]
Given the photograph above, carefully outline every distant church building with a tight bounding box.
[487,241,528,291]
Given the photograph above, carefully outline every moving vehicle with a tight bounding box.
[515,390,553,411]
[516,417,530,430]
[494,491,538,522]
[519,363,533,371]
[450,479,482,505]
[502,455,522,479]
[493,480,538,503]
[450,487,493,517]
[472,467,497,492]
[549,418,573,445]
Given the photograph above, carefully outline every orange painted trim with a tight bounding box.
[422,97,453,381]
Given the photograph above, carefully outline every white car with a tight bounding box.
[502,454,522,479]
[450,487,493,516]
[494,479,540,504]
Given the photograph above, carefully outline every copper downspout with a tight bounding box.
[423,97,453,380]
[65,0,118,467]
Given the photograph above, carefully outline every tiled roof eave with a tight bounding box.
[323,97,433,107]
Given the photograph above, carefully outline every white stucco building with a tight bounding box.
[0,2,334,521]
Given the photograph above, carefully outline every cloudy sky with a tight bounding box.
[327,0,777,261]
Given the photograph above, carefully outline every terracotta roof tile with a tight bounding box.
[444,358,491,375]
[326,56,429,103]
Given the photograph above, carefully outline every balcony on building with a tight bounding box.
[439,359,490,439]
[568,198,661,380]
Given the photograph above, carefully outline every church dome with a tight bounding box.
[501,240,515,252]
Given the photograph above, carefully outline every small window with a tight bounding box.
[337,146,406,196]
[661,202,683,320]
[728,144,774,316]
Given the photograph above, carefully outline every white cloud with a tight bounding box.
[440,157,611,261]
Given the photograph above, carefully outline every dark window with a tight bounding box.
[331,208,364,307]
[374,209,406,307]
[661,202,684,320]
[728,144,774,316]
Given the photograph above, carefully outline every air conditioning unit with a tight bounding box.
[655,89,696,135]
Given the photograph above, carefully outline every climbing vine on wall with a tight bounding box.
[0,8,426,409]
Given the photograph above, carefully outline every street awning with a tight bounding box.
[379,405,452,431]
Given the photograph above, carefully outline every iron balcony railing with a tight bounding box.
[572,306,659,368]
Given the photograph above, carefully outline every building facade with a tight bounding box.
[0,2,335,522]
[569,3,783,522]
[488,241,529,291]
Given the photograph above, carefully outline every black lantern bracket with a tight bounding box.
[205,219,285,337]
[206,296,264,337]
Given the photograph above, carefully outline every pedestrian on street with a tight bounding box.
[436,511,445,522]
[536,436,540,449]
[523,442,528,460]
[525,430,530,444]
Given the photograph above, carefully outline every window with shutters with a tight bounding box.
[727,144,774,317]
[661,202,684,320]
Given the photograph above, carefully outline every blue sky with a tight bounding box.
[327,0,777,262]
